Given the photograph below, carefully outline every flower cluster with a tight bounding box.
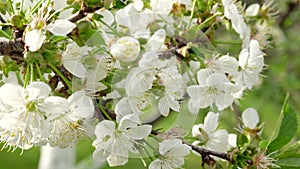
[0,0,283,168]
[0,82,94,151]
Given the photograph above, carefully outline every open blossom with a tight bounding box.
[192,112,229,152]
[204,55,239,76]
[149,139,191,169]
[62,42,89,78]
[25,8,76,52]
[187,70,241,114]
[115,4,155,38]
[158,66,183,116]
[236,39,265,89]
[48,91,94,148]
[222,0,250,48]
[125,67,157,97]
[0,82,68,150]
[93,114,151,166]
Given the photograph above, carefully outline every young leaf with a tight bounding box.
[267,95,298,153]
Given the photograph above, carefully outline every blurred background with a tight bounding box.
[0,0,299,168]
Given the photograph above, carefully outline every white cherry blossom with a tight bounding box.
[93,114,151,167]
[0,82,68,150]
[62,42,89,78]
[192,112,230,152]
[236,40,265,89]
[187,71,241,114]
[48,91,94,148]
[149,138,191,169]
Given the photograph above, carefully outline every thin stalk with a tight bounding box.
[188,0,197,29]
[30,63,34,83]
[99,105,113,121]
[24,64,30,87]
[198,13,222,30]
[7,0,15,14]
[35,63,46,83]
[48,63,72,89]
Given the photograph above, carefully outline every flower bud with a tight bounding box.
[110,37,140,62]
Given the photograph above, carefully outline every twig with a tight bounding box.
[277,0,300,27]
[184,142,234,166]
[68,3,101,23]
[0,38,24,56]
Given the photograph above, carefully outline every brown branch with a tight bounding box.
[277,0,300,27]
[0,38,24,56]
[184,142,234,166]
[68,3,101,23]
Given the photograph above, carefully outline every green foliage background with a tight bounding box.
[0,1,300,169]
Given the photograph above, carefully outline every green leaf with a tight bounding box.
[275,157,300,168]
[267,94,298,153]
[276,141,300,159]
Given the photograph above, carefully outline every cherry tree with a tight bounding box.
[0,0,298,169]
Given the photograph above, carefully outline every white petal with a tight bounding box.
[25,30,46,52]
[26,82,51,98]
[203,112,219,133]
[159,139,182,155]
[63,60,87,78]
[107,154,128,167]
[197,69,210,86]
[146,29,166,50]
[0,83,24,106]
[68,91,94,118]
[133,0,144,11]
[126,125,152,139]
[40,96,69,118]
[158,97,170,116]
[245,4,260,16]
[149,159,162,169]
[93,148,108,162]
[228,134,237,148]
[242,107,259,129]
[94,120,115,139]
[118,114,140,131]
[47,19,76,36]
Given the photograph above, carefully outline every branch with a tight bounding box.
[277,0,300,27]
[184,142,234,166]
[0,38,24,56]
[68,3,101,23]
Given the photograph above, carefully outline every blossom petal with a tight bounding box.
[47,19,76,36]
[107,154,128,167]
[94,120,115,140]
[40,96,69,119]
[126,125,152,139]
[149,159,162,169]
[63,60,87,78]
[159,139,182,155]
[242,107,259,129]
[203,112,219,133]
[25,30,46,52]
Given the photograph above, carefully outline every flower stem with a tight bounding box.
[48,63,72,89]
[30,63,34,83]
[35,63,46,83]
[198,13,222,30]
[99,105,113,121]
[24,63,30,87]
